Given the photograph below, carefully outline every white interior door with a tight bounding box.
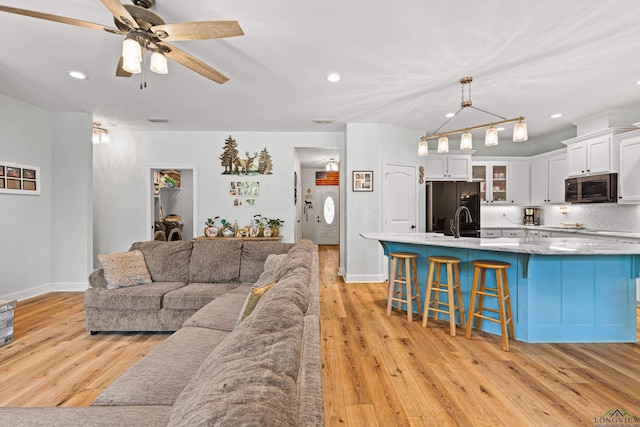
[383,163,417,232]
[316,186,339,245]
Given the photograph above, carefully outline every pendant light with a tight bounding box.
[417,136,429,156]
[437,136,449,153]
[417,77,528,153]
[460,130,473,150]
[485,125,499,146]
[513,119,528,142]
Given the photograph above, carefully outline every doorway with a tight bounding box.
[147,166,197,241]
[316,186,339,245]
[383,163,418,233]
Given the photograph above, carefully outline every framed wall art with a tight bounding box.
[0,161,40,195]
[352,170,373,192]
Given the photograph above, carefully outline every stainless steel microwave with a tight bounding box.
[565,173,617,203]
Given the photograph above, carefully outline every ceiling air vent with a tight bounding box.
[313,119,335,124]
[147,118,169,123]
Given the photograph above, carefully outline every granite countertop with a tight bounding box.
[361,232,640,255]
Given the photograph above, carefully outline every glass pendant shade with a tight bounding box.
[460,131,473,150]
[150,51,168,74]
[326,158,339,171]
[513,121,528,142]
[417,137,429,156]
[485,126,499,146]
[92,132,100,145]
[122,37,142,74]
[437,136,449,153]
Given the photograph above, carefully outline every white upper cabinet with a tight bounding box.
[530,150,566,204]
[562,129,629,177]
[472,159,530,204]
[423,152,472,181]
[617,129,640,203]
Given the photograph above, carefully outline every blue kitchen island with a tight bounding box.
[362,233,640,343]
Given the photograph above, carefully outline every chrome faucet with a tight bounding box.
[451,206,472,238]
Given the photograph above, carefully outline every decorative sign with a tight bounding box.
[315,171,339,186]
[220,135,273,175]
[0,162,41,195]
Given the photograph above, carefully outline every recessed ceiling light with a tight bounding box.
[550,113,563,119]
[326,73,341,83]
[147,118,169,123]
[636,80,640,85]
[496,127,506,132]
[445,112,456,118]
[68,70,88,80]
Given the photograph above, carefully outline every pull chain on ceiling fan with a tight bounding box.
[0,0,244,84]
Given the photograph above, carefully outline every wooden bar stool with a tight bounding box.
[465,260,515,351]
[387,252,422,322]
[422,256,465,336]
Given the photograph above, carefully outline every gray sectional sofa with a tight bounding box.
[0,239,324,426]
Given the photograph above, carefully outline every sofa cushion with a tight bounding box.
[238,241,294,283]
[130,241,193,283]
[93,326,229,406]
[97,250,152,290]
[237,280,277,323]
[167,259,311,427]
[83,282,186,310]
[182,292,250,331]
[253,253,288,287]
[189,239,243,283]
[162,282,239,310]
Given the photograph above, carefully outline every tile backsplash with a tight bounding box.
[481,204,640,232]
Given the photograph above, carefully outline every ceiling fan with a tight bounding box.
[0,0,244,84]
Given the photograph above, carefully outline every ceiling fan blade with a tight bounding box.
[162,43,229,84]
[115,56,133,77]
[99,0,139,29]
[150,21,243,41]
[0,5,122,34]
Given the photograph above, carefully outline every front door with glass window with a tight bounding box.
[316,186,339,245]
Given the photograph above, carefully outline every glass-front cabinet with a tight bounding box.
[472,162,508,203]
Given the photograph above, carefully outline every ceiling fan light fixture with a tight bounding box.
[122,36,142,74]
[150,50,168,74]
[437,136,449,153]
[513,119,528,142]
[418,136,429,157]
[485,125,499,146]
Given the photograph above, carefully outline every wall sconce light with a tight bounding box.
[92,122,110,145]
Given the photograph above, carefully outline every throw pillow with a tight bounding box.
[236,280,277,324]
[98,250,153,290]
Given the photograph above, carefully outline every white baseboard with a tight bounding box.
[51,282,89,292]
[0,283,51,301]
[0,282,88,301]
[344,273,386,283]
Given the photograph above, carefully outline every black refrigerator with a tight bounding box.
[426,181,481,237]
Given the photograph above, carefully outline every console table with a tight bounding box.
[194,236,282,242]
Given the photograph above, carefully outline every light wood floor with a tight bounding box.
[1,245,639,426]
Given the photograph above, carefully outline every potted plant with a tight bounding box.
[204,217,219,237]
[220,219,235,237]
[266,218,285,237]
[253,214,267,236]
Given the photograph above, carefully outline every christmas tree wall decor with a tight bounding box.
[220,136,273,175]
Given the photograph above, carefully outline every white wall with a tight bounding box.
[343,123,424,282]
[0,94,92,300]
[93,130,344,265]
